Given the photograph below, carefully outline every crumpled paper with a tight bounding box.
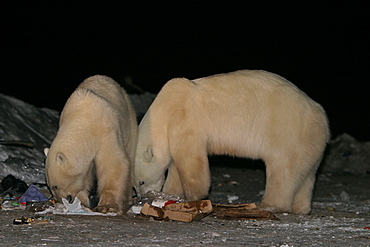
[36,197,117,216]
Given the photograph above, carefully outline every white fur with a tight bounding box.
[45,75,137,214]
[134,70,329,214]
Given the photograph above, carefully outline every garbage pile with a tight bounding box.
[0,174,52,212]
[0,174,277,222]
[0,174,116,217]
[320,133,370,175]
[130,190,277,222]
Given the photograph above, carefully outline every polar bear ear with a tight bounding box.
[56,152,66,164]
[143,146,153,162]
[44,148,50,157]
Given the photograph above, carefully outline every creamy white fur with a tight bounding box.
[134,70,329,214]
[45,75,137,214]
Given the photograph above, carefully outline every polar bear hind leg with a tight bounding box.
[259,151,321,214]
[291,160,321,214]
[258,156,296,213]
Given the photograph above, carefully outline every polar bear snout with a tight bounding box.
[137,175,166,196]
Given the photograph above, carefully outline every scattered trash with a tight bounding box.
[1,199,26,210]
[18,185,49,203]
[138,190,183,206]
[128,205,143,215]
[36,197,117,216]
[227,195,239,203]
[211,203,278,220]
[1,176,51,211]
[26,200,54,212]
[139,199,278,222]
[13,216,53,225]
[140,200,213,222]
[13,216,34,225]
[0,174,28,197]
[151,199,167,208]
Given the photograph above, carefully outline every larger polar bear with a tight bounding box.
[44,75,137,214]
[134,70,330,214]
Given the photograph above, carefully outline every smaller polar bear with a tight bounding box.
[44,75,137,214]
[134,70,330,214]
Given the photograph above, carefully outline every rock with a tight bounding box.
[320,133,370,175]
[0,92,156,185]
[0,93,59,184]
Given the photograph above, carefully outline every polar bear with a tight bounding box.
[134,70,329,214]
[44,75,137,214]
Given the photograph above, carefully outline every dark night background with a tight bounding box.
[1,2,369,140]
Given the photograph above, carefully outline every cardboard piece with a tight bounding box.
[211,203,278,220]
[140,200,213,222]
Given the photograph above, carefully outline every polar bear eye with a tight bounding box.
[139,181,145,186]
[51,185,58,190]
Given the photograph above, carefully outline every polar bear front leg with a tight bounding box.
[162,162,184,197]
[93,145,131,214]
[171,149,211,201]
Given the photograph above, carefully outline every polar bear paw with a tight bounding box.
[93,205,123,215]
[257,202,292,214]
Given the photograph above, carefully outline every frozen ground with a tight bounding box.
[0,165,369,246]
[0,93,369,246]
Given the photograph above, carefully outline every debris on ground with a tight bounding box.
[36,197,117,216]
[140,200,213,222]
[0,174,28,197]
[135,190,277,222]
[13,216,53,225]
[136,190,184,206]
[1,174,52,212]
[211,203,278,220]
[18,184,49,203]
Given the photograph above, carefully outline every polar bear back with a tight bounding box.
[58,75,137,164]
[81,75,137,160]
[147,70,329,160]
[78,75,134,121]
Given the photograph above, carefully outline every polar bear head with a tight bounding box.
[133,107,172,196]
[134,145,168,196]
[44,148,91,205]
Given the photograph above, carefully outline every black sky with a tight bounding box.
[1,2,369,140]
